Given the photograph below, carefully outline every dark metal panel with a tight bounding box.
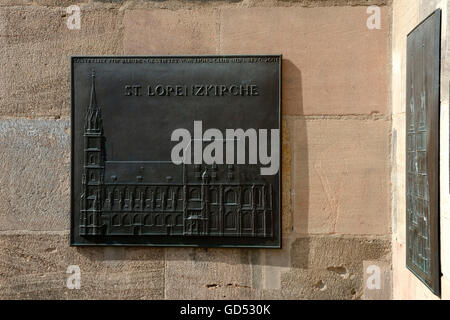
[406,9,441,296]
[70,55,281,248]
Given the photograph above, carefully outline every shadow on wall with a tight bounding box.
[281,59,309,268]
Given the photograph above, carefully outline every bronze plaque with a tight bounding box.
[406,10,441,295]
[70,55,281,247]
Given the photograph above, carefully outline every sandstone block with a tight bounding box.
[283,235,390,299]
[123,9,218,55]
[220,6,389,115]
[164,247,264,299]
[0,6,123,117]
[293,119,391,235]
[0,120,70,231]
[0,234,165,299]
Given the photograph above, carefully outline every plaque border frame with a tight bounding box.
[69,54,282,248]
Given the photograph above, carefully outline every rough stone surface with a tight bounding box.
[0,120,70,232]
[164,235,390,300]
[123,9,218,55]
[282,235,390,299]
[0,1,89,6]
[220,6,389,115]
[0,234,165,299]
[0,234,389,300]
[276,0,389,4]
[293,119,391,235]
[0,6,123,117]
[0,0,390,8]
[165,247,264,299]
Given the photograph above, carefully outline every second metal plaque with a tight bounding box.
[71,55,281,247]
[406,10,441,295]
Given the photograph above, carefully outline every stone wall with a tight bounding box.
[391,0,450,300]
[0,0,391,299]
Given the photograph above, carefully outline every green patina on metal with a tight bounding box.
[406,10,441,296]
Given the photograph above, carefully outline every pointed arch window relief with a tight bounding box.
[225,189,237,204]
[71,55,281,247]
[243,189,252,206]
[190,188,200,200]
[406,9,441,296]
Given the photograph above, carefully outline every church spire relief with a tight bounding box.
[85,69,103,133]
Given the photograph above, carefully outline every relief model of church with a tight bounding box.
[79,71,274,238]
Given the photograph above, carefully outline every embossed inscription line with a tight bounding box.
[73,56,280,64]
[124,84,259,97]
